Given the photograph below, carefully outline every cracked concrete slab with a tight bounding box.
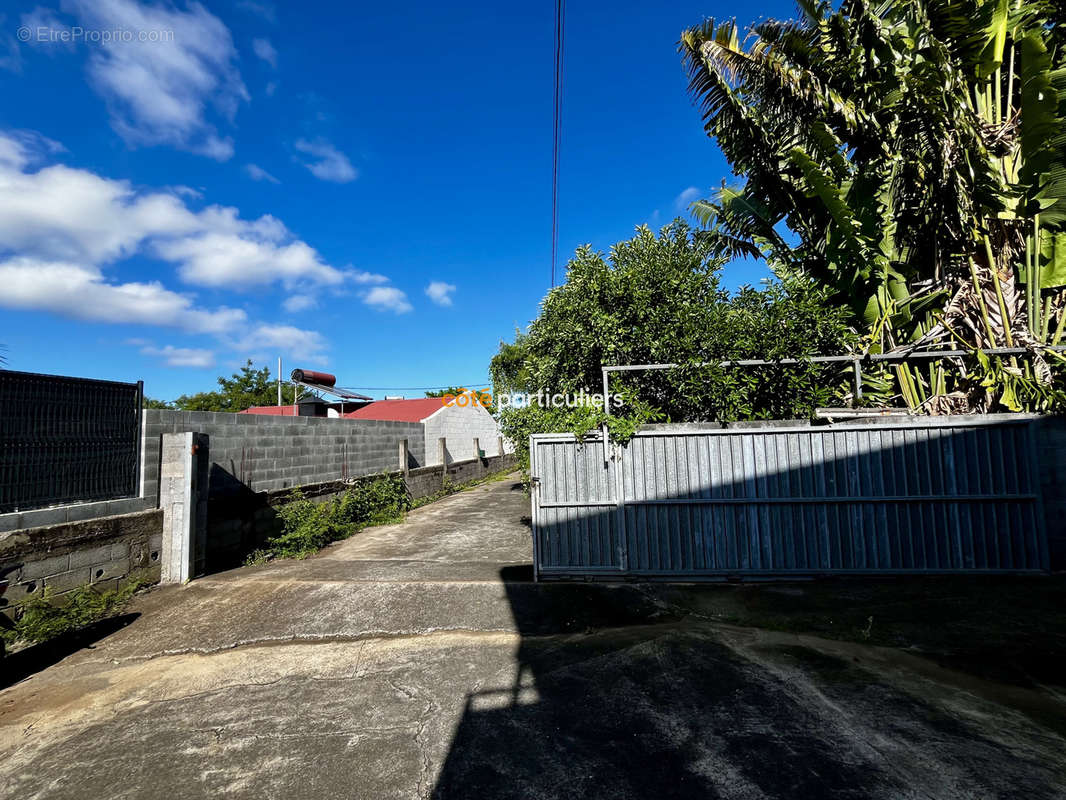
[2,475,1065,799]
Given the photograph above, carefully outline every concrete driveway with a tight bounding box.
[2,475,1065,799]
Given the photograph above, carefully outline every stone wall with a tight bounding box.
[0,510,163,608]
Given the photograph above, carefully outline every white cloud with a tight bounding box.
[139,343,215,368]
[156,230,344,289]
[251,37,277,68]
[347,269,388,285]
[236,0,276,23]
[282,294,317,313]
[0,15,23,73]
[233,324,327,361]
[294,138,357,183]
[20,7,74,50]
[0,130,346,290]
[169,184,202,199]
[425,281,456,307]
[265,80,278,97]
[244,163,279,183]
[363,286,412,314]
[0,129,64,170]
[674,186,701,212]
[0,128,347,362]
[63,0,248,160]
[0,258,245,334]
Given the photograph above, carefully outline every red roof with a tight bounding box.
[344,398,445,422]
[239,405,298,416]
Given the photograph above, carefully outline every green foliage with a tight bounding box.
[174,360,299,412]
[423,386,470,398]
[679,0,1066,413]
[4,580,142,646]
[250,475,411,562]
[425,386,494,412]
[490,221,855,465]
[142,396,173,409]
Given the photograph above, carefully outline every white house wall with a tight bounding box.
[423,403,509,465]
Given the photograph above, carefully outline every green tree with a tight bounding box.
[424,387,470,398]
[490,221,855,467]
[142,397,173,409]
[679,0,1066,412]
[174,360,297,412]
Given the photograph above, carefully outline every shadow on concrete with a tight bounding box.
[201,464,284,575]
[430,570,1066,798]
[1,613,140,689]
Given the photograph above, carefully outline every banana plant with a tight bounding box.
[680,0,1066,412]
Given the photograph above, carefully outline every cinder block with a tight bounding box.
[111,541,131,560]
[0,514,21,533]
[64,501,110,523]
[44,568,93,593]
[6,578,44,606]
[20,507,69,528]
[90,557,130,583]
[70,543,116,568]
[22,553,71,579]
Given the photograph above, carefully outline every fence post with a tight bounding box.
[473,437,480,460]
[160,432,208,584]
[399,438,410,475]
[438,437,447,467]
[498,436,505,458]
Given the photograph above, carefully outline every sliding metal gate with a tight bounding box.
[529,418,1048,580]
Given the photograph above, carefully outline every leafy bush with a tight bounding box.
[251,474,411,562]
[3,580,142,646]
[490,221,856,476]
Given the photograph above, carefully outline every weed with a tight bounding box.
[248,474,410,563]
[2,579,144,647]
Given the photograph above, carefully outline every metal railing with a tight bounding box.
[0,370,143,514]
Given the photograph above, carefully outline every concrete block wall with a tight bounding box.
[0,509,163,609]
[406,452,519,497]
[142,409,426,498]
[424,403,509,465]
[204,452,518,570]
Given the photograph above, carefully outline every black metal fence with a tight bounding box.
[0,370,143,514]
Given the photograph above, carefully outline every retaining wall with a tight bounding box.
[0,510,163,609]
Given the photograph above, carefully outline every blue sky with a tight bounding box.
[0,0,795,402]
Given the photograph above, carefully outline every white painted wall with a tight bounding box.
[422,403,510,464]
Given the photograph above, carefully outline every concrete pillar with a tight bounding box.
[399,438,410,475]
[438,437,447,467]
[497,436,505,458]
[160,432,208,584]
[473,437,480,460]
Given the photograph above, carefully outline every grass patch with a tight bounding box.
[246,473,411,563]
[2,579,144,647]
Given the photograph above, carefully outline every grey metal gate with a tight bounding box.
[529,418,1048,579]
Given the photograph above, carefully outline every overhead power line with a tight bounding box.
[551,0,566,287]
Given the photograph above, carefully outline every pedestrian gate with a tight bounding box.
[529,419,1048,579]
